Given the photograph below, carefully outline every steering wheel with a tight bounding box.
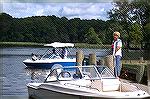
[58,71,71,78]
[83,73,91,78]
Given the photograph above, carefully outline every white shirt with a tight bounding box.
[113,39,122,57]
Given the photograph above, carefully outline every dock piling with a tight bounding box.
[104,55,114,73]
[136,64,145,83]
[139,57,144,63]
[89,53,96,65]
[148,63,150,94]
[76,50,84,66]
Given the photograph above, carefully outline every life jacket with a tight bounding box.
[112,39,122,55]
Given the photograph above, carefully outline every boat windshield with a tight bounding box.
[45,65,115,82]
[41,49,61,59]
[40,47,73,59]
[96,66,115,78]
[78,65,115,79]
[59,66,101,80]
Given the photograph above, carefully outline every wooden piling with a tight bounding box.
[89,53,96,65]
[98,58,105,65]
[148,63,150,94]
[139,57,144,63]
[104,55,114,73]
[89,53,96,76]
[76,50,84,66]
[136,64,145,83]
[136,57,145,83]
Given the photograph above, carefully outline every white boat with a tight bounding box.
[23,42,76,69]
[27,65,150,99]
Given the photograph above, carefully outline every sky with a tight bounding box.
[1,0,114,20]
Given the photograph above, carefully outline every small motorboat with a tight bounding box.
[27,65,150,99]
[23,42,76,69]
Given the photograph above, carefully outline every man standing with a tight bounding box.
[112,31,122,77]
[61,47,67,59]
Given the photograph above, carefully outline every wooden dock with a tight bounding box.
[122,60,150,83]
[82,54,150,95]
[101,56,150,94]
[101,55,149,83]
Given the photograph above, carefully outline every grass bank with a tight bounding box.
[0,42,44,47]
[74,43,110,49]
[0,42,111,48]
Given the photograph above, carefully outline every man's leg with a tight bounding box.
[116,55,121,77]
[114,57,117,77]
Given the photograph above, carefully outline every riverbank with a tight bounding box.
[0,42,44,47]
[0,42,111,48]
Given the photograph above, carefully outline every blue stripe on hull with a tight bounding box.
[24,62,76,69]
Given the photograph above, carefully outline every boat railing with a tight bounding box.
[39,48,75,60]
[64,83,100,91]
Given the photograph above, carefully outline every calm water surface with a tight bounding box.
[0,47,110,99]
[0,47,149,99]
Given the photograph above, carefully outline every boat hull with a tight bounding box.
[23,59,76,69]
[24,61,76,69]
[27,83,150,99]
[28,86,79,99]
[28,85,112,99]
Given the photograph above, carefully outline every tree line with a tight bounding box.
[0,13,106,44]
[0,0,150,49]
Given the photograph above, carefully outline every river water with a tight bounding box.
[0,47,149,99]
[0,47,111,99]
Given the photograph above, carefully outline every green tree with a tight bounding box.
[129,23,143,47]
[144,22,150,43]
[0,13,13,41]
[1,12,116,44]
[108,0,150,48]
[85,27,102,44]
[104,20,128,45]
[67,18,80,43]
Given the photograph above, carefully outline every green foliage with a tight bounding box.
[0,42,43,47]
[85,27,102,44]
[0,13,106,44]
[144,22,150,43]
[74,43,107,49]
[0,13,13,41]
[108,0,150,48]
[129,23,143,45]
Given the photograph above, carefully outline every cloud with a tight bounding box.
[59,3,112,20]
[2,2,113,20]
[2,0,113,3]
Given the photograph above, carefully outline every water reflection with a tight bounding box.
[30,71,40,80]
[25,68,51,83]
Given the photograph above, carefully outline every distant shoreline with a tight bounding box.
[0,42,111,49]
[0,42,44,47]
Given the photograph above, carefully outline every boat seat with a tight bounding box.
[101,78,121,92]
[90,79,121,92]
[91,80,102,92]
[73,73,82,79]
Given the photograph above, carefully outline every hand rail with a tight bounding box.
[64,83,100,91]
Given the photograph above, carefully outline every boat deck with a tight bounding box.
[121,79,150,94]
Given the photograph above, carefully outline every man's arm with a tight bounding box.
[115,46,121,53]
